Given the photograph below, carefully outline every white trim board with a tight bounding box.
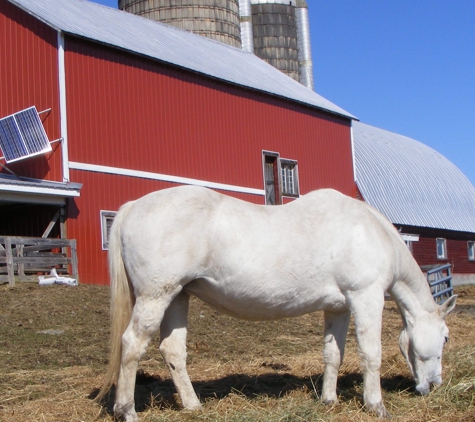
[69,162,265,197]
[0,183,79,198]
[0,191,67,205]
[57,32,70,182]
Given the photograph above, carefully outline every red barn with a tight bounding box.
[0,0,356,284]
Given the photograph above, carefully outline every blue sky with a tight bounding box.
[90,1,475,186]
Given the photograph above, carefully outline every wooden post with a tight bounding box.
[5,237,14,287]
[17,244,25,279]
[42,209,61,238]
[70,239,79,283]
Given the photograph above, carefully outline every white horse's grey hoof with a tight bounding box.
[113,402,138,422]
[366,401,391,418]
[322,398,338,406]
[178,388,202,411]
[182,399,203,411]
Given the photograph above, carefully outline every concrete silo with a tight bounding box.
[118,0,242,48]
[119,0,313,90]
[251,1,299,83]
[250,0,313,89]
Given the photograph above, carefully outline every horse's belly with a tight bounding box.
[183,276,348,321]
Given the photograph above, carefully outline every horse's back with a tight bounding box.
[118,186,407,318]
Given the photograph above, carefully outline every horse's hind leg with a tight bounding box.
[322,310,351,404]
[114,294,177,422]
[159,292,201,410]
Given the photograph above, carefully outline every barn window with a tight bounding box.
[400,233,419,254]
[262,151,299,205]
[280,159,299,197]
[101,210,117,250]
[436,238,447,259]
[468,241,475,261]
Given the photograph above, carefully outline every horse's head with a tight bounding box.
[399,295,457,395]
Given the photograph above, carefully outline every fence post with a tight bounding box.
[70,239,79,283]
[5,237,14,287]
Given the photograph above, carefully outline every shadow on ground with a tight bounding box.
[90,370,415,415]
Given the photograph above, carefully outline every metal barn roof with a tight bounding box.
[8,0,355,120]
[353,121,475,233]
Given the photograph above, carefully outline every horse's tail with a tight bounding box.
[95,200,136,402]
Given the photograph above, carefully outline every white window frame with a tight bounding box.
[280,158,299,198]
[436,238,447,259]
[468,241,475,261]
[100,210,117,250]
[401,233,419,254]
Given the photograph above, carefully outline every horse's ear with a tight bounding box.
[439,295,457,317]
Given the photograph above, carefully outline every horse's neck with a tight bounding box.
[390,274,437,325]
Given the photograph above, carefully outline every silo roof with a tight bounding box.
[8,0,355,120]
[353,121,475,233]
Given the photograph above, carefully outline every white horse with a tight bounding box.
[97,186,456,421]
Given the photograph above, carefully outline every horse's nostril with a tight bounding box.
[429,376,443,387]
[415,383,430,395]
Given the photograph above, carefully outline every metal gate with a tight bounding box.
[426,264,454,304]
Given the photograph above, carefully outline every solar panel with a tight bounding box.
[0,106,52,163]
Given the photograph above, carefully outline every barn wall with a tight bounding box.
[400,226,475,275]
[64,37,353,195]
[0,0,63,181]
[64,37,354,284]
[68,170,261,284]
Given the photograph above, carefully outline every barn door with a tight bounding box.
[263,152,281,205]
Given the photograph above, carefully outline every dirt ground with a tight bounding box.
[0,283,474,421]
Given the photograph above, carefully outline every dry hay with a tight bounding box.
[0,283,474,421]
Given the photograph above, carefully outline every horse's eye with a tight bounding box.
[444,336,449,344]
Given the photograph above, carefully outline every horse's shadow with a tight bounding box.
[90,370,414,415]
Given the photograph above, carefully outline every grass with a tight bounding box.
[0,283,474,421]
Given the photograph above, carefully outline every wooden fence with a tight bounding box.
[0,236,78,287]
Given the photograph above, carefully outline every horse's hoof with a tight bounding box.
[322,398,338,406]
[366,401,391,418]
[182,402,203,411]
[113,413,138,422]
[113,402,138,422]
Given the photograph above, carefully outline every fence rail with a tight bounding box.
[0,236,78,286]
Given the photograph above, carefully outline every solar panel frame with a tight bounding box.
[0,106,52,163]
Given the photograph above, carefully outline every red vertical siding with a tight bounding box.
[413,236,475,274]
[63,38,355,284]
[69,171,262,284]
[0,1,62,181]
[64,38,353,194]
[446,238,475,273]
[398,225,475,275]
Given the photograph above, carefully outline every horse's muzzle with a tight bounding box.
[416,376,442,395]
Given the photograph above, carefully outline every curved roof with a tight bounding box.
[9,0,354,120]
[353,121,475,233]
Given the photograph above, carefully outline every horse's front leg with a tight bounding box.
[348,289,390,418]
[322,310,351,404]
